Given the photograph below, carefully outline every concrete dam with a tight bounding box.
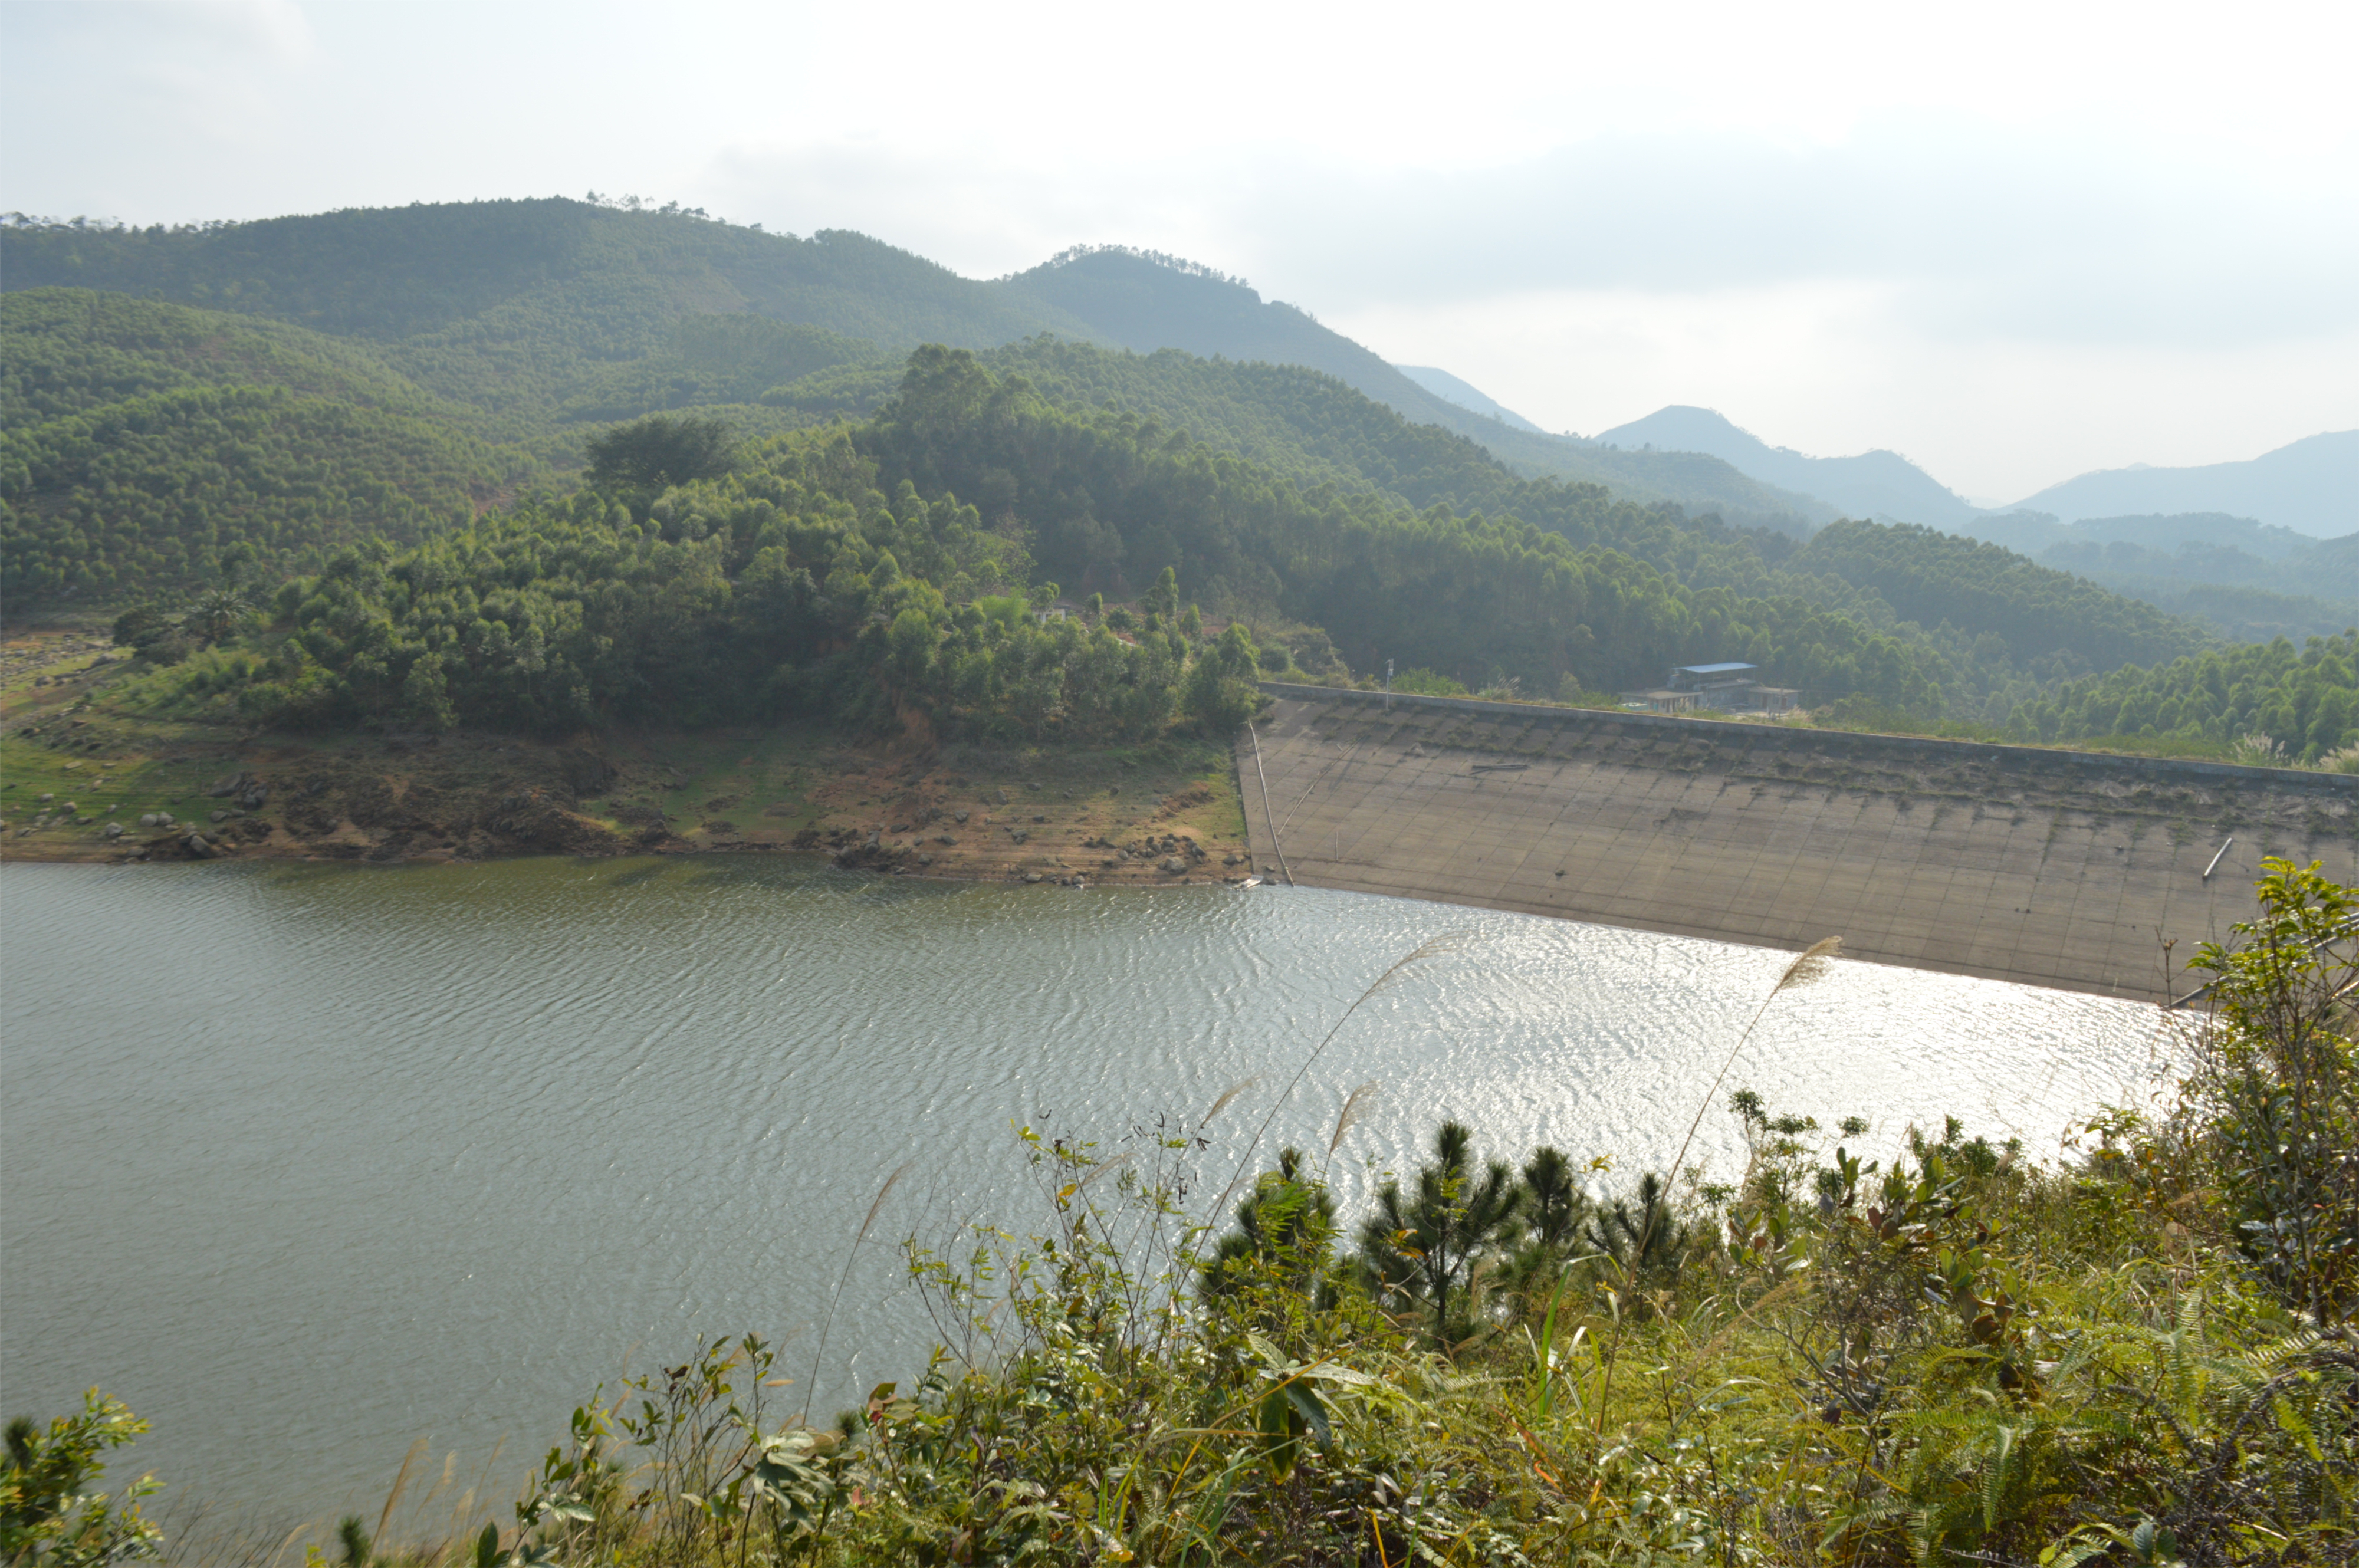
[1238,685,2359,1001]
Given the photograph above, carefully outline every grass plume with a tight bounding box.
[1326,1079,1380,1166]
[1215,930,1473,1218]
[801,1160,911,1424]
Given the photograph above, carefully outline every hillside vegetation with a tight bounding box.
[1789,519,2211,675]
[152,350,1943,741]
[2018,630,2359,764]
[1957,509,2356,643]
[1,390,533,608]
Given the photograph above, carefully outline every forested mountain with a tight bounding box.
[0,290,535,604]
[1945,509,2355,643]
[0,201,1095,351]
[0,202,1096,426]
[995,246,1833,529]
[561,314,886,422]
[1786,519,2212,676]
[2,287,484,430]
[1966,509,2318,562]
[0,278,2239,728]
[1593,405,1979,528]
[2,207,1843,531]
[2005,430,2357,537]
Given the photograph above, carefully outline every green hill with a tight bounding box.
[157,348,1946,739]
[1788,518,2212,676]
[2,208,1830,527]
[560,313,887,422]
[0,383,531,606]
[1,287,480,429]
[0,202,1096,425]
[0,288,538,606]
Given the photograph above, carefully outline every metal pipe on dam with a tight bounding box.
[1239,685,2359,1001]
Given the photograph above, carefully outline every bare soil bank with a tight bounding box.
[0,633,1250,883]
[1239,689,2359,1000]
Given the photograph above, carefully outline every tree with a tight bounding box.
[0,1391,163,1568]
[1522,1146,1582,1248]
[401,652,456,731]
[1585,1171,1692,1295]
[1200,1148,1336,1306]
[2188,857,2359,1319]
[584,413,735,491]
[1184,622,1263,731]
[188,587,249,645]
[1142,565,1180,617]
[1358,1120,1525,1347]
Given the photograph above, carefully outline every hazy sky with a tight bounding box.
[5,0,2353,501]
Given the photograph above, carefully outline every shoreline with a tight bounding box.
[3,645,1259,882]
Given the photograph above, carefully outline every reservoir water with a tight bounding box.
[1,856,2180,1525]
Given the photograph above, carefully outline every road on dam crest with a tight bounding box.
[1239,687,2359,1001]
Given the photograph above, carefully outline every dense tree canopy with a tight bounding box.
[1789,519,2210,675]
[2012,632,2358,762]
[0,384,528,606]
[584,413,737,492]
[199,354,1946,739]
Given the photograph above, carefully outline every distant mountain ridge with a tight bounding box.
[993,246,1831,528]
[2003,431,2357,538]
[1592,405,1981,528]
[1392,366,1549,433]
[1584,403,2354,558]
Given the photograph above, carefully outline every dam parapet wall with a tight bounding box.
[1241,686,2357,1000]
[1256,681,2357,797]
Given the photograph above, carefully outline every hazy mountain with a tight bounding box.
[1940,508,2354,641]
[1392,366,1549,433]
[2004,431,2357,538]
[1962,509,2318,563]
[1592,405,1980,528]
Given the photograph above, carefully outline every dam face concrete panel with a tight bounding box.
[1240,691,2358,1000]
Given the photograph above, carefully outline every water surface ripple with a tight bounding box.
[1,857,2173,1518]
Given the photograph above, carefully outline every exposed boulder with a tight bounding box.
[833,839,911,873]
[560,750,617,798]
